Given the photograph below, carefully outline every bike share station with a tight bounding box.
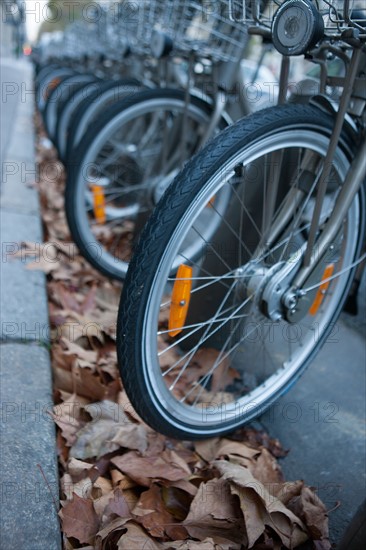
[3,0,365,546]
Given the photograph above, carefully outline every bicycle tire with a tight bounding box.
[54,78,101,158]
[117,103,365,439]
[36,68,75,113]
[64,78,142,164]
[65,88,229,280]
[43,73,96,141]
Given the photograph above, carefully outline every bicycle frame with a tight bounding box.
[243,0,366,302]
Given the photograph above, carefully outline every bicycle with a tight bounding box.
[64,0,278,280]
[117,0,366,439]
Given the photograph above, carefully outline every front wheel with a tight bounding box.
[117,104,365,439]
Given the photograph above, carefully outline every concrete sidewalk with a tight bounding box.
[0,57,61,549]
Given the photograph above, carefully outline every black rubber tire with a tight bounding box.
[54,78,101,156]
[37,68,75,113]
[64,78,142,164]
[116,103,365,439]
[34,64,60,94]
[43,73,96,141]
[65,88,227,280]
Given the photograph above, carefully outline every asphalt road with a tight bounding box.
[259,272,366,543]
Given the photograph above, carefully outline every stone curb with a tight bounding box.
[0,58,62,549]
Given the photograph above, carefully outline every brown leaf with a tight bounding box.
[144,431,167,456]
[215,460,308,548]
[249,448,284,484]
[70,400,148,459]
[57,285,82,312]
[111,449,191,487]
[110,469,137,490]
[117,522,164,549]
[80,284,98,314]
[162,479,198,498]
[52,395,85,447]
[94,492,116,519]
[162,539,222,550]
[189,348,239,392]
[132,483,187,539]
[161,485,194,520]
[63,340,98,363]
[60,493,99,544]
[105,488,131,518]
[229,428,288,458]
[270,480,304,505]
[110,424,148,453]
[61,474,93,500]
[287,486,330,547]
[183,477,245,548]
[92,477,113,498]
[73,367,119,401]
[67,457,98,480]
[95,516,130,549]
[26,255,61,273]
[195,438,260,466]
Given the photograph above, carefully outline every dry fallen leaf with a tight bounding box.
[117,522,164,550]
[183,477,245,549]
[70,400,148,459]
[60,493,99,544]
[132,483,188,539]
[215,460,308,548]
[111,450,191,487]
[287,485,331,549]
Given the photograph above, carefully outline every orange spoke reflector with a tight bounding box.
[207,196,216,208]
[44,77,60,99]
[168,264,193,338]
[91,184,106,224]
[309,263,335,316]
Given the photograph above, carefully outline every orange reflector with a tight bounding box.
[44,77,60,99]
[207,196,216,208]
[309,264,335,316]
[91,185,106,224]
[168,264,193,337]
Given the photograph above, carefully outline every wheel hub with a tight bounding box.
[236,247,306,322]
[238,262,289,321]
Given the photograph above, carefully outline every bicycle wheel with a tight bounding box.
[117,104,365,439]
[65,88,229,280]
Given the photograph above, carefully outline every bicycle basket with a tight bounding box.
[135,0,249,62]
[323,0,366,34]
[235,0,366,35]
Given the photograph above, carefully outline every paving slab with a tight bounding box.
[0,209,49,343]
[0,57,61,549]
[0,161,40,215]
[0,343,61,550]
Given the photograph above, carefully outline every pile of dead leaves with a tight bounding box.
[27,112,333,549]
